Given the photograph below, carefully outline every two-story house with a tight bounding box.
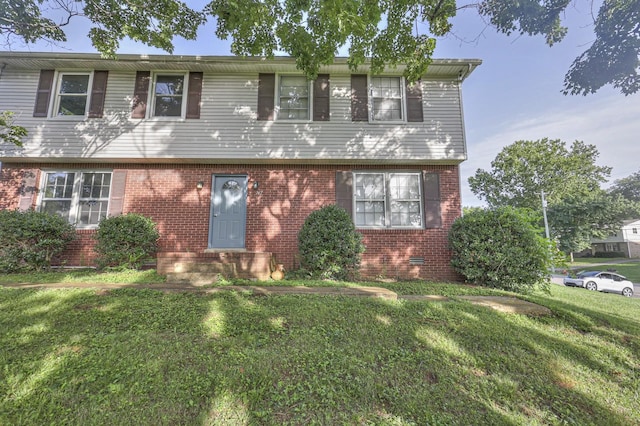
[0,52,480,281]
[589,219,640,258]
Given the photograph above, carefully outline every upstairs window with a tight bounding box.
[278,75,310,120]
[354,172,423,228]
[152,74,186,117]
[53,73,91,116]
[370,76,403,121]
[40,171,112,228]
[33,70,108,118]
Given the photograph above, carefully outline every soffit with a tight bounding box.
[0,52,481,80]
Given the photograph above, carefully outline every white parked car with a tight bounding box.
[563,271,634,297]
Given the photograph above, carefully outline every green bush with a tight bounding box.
[298,205,365,280]
[94,213,159,269]
[448,207,554,293]
[0,209,76,272]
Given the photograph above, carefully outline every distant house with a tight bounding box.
[590,219,640,258]
[0,52,480,280]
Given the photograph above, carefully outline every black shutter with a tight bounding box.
[88,70,109,118]
[313,74,330,121]
[351,75,368,121]
[257,73,275,121]
[406,79,424,122]
[186,72,203,119]
[33,70,54,117]
[131,71,150,118]
[335,171,353,217]
[108,170,127,217]
[423,172,441,228]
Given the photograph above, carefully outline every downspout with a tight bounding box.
[0,62,5,174]
[457,63,473,211]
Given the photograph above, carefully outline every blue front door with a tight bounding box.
[208,175,247,249]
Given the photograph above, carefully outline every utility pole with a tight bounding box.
[541,190,550,240]
[541,190,555,272]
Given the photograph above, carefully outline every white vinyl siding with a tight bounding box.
[354,172,423,229]
[278,75,310,120]
[40,171,111,228]
[0,69,467,163]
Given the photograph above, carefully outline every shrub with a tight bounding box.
[448,207,555,294]
[94,213,159,269]
[0,209,76,272]
[298,205,365,280]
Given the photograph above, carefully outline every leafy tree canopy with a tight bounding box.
[609,170,640,202]
[548,192,640,255]
[1,0,638,95]
[0,111,27,146]
[469,138,611,210]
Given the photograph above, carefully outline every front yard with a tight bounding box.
[1,277,639,425]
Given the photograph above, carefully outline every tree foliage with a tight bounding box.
[1,0,205,58]
[609,169,640,202]
[468,138,611,210]
[0,111,27,146]
[548,192,640,255]
[449,207,554,294]
[469,138,640,257]
[1,0,638,94]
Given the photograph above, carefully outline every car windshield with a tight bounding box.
[578,271,600,278]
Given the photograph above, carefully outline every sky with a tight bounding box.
[11,1,640,207]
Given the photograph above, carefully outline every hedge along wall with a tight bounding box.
[0,163,462,281]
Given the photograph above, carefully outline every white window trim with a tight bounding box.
[50,71,94,120]
[38,170,112,229]
[275,74,313,122]
[149,71,189,119]
[353,171,424,229]
[368,75,406,124]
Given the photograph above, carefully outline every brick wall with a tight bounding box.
[0,163,462,281]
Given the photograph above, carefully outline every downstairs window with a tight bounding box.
[40,171,112,228]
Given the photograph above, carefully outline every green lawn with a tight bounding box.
[0,268,166,285]
[569,257,629,266]
[1,282,639,425]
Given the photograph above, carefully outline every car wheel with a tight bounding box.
[622,287,634,297]
[585,281,597,291]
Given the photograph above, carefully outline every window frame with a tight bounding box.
[149,72,189,119]
[276,74,313,122]
[369,75,406,123]
[352,171,424,229]
[50,71,94,119]
[38,170,113,229]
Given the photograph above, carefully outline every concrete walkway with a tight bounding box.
[1,282,552,315]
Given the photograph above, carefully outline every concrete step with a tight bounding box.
[158,251,274,281]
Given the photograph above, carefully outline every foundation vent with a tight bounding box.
[409,257,425,265]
